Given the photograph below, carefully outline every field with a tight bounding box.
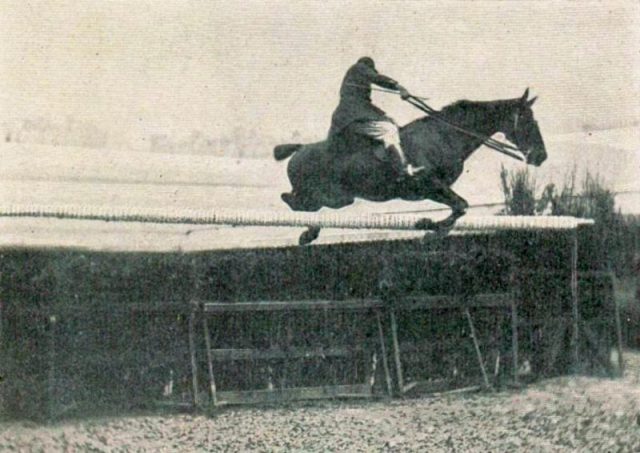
[1,351,638,452]
[1,125,638,251]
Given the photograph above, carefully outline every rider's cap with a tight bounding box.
[357,56,375,69]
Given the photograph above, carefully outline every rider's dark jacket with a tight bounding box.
[328,59,401,138]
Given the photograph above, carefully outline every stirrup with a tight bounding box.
[407,165,425,176]
[394,164,425,182]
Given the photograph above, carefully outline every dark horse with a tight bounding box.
[274,89,546,245]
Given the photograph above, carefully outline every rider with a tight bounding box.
[328,57,423,179]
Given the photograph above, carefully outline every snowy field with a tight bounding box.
[0,126,638,251]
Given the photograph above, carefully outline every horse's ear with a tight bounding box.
[526,96,538,107]
[521,88,530,103]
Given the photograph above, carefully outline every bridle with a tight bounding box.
[342,82,529,162]
[405,95,527,162]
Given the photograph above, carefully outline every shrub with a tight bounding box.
[500,167,640,348]
[499,165,538,215]
[499,166,638,276]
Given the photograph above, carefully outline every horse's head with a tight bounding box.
[502,89,547,166]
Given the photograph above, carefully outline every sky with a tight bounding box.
[1,0,639,148]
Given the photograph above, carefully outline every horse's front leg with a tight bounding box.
[299,226,321,246]
[415,183,469,231]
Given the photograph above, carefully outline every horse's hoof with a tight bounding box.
[299,227,320,246]
[281,192,295,209]
[415,218,435,230]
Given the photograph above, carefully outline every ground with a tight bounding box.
[1,351,639,452]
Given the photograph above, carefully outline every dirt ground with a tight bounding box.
[1,351,639,453]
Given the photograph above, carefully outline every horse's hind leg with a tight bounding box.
[297,189,356,245]
[415,183,469,231]
[280,192,323,245]
[282,184,356,245]
[281,192,322,212]
[281,192,301,211]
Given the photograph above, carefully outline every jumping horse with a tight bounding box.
[274,89,547,245]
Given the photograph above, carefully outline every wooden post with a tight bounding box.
[0,299,3,385]
[511,300,519,384]
[570,231,580,371]
[375,310,393,397]
[188,308,200,407]
[189,258,202,408]
[47,314,57,423]
[389,308,404,394]
[202,316,217,406]
[464,308,491,390]
[610,271,625,374]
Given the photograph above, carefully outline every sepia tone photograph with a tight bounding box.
[1,0,639,450]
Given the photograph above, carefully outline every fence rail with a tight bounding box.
[0,204,593,231]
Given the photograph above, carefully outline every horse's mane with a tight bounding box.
[404,98,511,129]
[440,100,475,114]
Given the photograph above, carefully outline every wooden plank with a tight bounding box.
[465,308,491,390]
[188,310,200,407]
[397,293,514,310]
[15,292,516,317]
[17,301,191,316]
[208,346,364,361]
[570,231,580,370]
[431,385,482,396]
[200,293,512,314]
[396,339,474,357]
[47,314,57,423]
[0,299,3,381]
[511,300,519,384]
[376,310,393,397]
[214,384,372,406]
[396,379,481,396]
[62,346,191,366]
[610,271,625,374]
[202,317,217,405]
[200,299,382,313]
[390,309,404,394]
[520,269,615,278]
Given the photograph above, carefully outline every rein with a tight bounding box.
[341,82,526,162]
[345,83,430,101]
[405,96,525,162]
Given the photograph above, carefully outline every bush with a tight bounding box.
[499,166,538,215]
[500,166,640,347]
[500,166,640,274]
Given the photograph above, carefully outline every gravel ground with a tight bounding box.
[1,351,639,452]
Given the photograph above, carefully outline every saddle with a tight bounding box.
[328,129,388,162]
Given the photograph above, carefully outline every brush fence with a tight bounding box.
[0,210,615,420]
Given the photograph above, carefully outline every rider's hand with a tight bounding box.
[399,87,411,100]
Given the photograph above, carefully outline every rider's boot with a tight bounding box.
[387,145,424,180]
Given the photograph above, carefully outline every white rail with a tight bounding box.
[0,204,594,231]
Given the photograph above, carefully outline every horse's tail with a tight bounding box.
[274,143,303,161]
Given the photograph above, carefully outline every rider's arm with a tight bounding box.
[360,63,400,91]
[360,63,409,97]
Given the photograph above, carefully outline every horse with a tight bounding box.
[274,89,546,245]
